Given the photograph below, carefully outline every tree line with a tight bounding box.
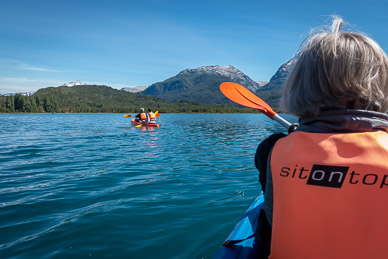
[1,94,58,113]
[0,93,259,114]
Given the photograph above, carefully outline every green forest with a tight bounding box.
[0,84,259,114]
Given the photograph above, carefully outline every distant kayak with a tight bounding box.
[214,193,264,258]
[131,118,159,127]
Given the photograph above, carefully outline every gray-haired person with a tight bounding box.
[255,16,388,259]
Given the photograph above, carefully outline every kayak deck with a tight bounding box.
[214,193,264,258]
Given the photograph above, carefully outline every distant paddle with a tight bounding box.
[124,114,132,118]
[220,82,293,129]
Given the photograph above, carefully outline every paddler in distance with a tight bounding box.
[147,108,157,124]
[255,15,388,259]
[135,108,147,123]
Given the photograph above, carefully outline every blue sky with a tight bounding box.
[0,0,387,94]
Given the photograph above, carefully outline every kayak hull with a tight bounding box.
[131,118,159,127]
[214,193,264,259]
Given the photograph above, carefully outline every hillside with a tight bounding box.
[33,84,174,113]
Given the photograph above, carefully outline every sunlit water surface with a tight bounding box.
[0,113,297,258]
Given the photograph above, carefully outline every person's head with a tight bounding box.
[140,108,145,113]
[148,108,152,112]
[281,16,388,118]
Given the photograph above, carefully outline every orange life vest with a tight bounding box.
[269,130,388,259]
[149,112,156,121]
[139,113,147,120]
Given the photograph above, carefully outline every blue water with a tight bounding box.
[0,113,296,258]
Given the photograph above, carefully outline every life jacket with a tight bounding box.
[139,113,147,120]
[148,112,156,121]
[269,130,388,259]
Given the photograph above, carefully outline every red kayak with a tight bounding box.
[131,118,159,127]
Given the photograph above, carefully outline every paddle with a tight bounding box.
[220,82,293,130]
[155,111,161,117]
[124,114,132,118]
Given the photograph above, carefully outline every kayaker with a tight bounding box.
[147,108,156,123]
[135,108,147,123]
[255,16,388,259]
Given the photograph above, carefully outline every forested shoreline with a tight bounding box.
[0,93,259,114]
[0,84,279,114]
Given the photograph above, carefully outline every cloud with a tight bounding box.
[0,58,61,72]
[19,64,61,72]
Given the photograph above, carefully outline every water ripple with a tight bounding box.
[0,113,297,258]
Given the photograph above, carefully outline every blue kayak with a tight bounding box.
[214,193,264,258]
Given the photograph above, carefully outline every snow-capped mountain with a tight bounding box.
[141,65,263,105]
[62,80,87,87]
[121,86,147,93]
[177,65,261,92]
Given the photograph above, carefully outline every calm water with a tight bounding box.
[0,113,296,258]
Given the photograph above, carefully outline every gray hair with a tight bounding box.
[281,16,388,118]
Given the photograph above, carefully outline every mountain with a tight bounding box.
[62,80,87,87]
[255,59,294,108]
[141,65,263,105]
[122,86,147,93]
[177,65,261,92]
[265,58,294,90]
[256,81,269,87]
[1,62,293,113]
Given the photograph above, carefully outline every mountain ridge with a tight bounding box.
[254,58,294,107]
[176,65,261,92]
[1,61,292,112]
[62,80,87,87]
[141,65,266,105]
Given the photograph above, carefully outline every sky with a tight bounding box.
[0,0,387,94]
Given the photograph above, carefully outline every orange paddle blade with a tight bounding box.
[124,114,132,118]
[155,111,161,117]
[220,82,277,119]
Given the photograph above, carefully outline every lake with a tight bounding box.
[0,113,296,258]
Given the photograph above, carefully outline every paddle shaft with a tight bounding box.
[273,114,292,129]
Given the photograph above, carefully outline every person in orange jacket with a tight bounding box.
[147,108,156,123]
[255,16,388,259]
[135,108,147,122]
